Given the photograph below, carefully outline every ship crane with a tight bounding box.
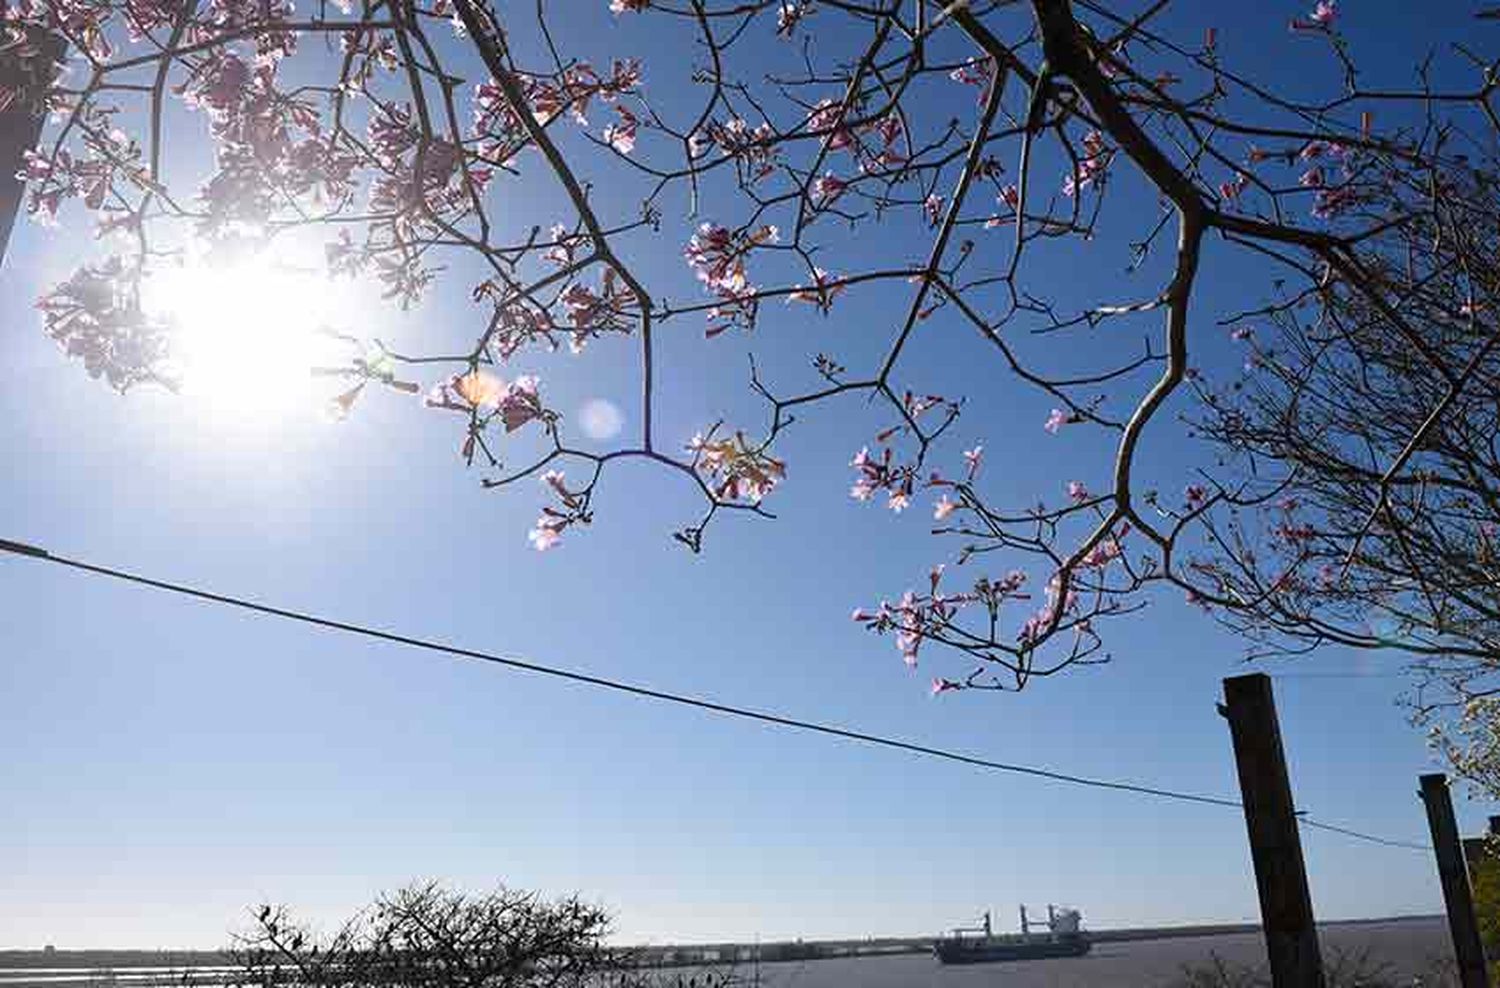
[934,903,1090,965]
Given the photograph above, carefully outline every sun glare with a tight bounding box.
[145,255,353,422]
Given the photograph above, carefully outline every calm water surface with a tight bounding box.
[742,920,1452,987]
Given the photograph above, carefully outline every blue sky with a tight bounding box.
[2,0,1495,951]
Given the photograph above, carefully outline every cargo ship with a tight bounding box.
[933,904,1091,965]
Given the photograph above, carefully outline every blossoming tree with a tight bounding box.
[9,0,1500,782]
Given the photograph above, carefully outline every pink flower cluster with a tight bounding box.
[689,430,786,503]
[488,296,567,360]
[804,100,905,175]
[684,222,778,335]
[854,567,1030,667]
[560,267,638,348]
[949,56,994,93]
[1062,131,1111,196]
[1240,138,1360,221]
[699,117,779,183]
[776,1,811,35]
[529,470,586,551]
[1290,1,1336,32]
[787,267,846,311]
[425,370,545,434]
[811,171,846,205]
[473,59,641,163]
[174,49,360,241]
[603,105,638,155]
[37,257,170,391]
[849,445,916,512]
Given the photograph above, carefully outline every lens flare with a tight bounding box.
[579,398,625,440]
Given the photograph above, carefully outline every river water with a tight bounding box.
[739,919,1454,987]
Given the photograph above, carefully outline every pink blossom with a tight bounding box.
[1291,1,1336,30]
[983,185,1021,229]
[690,430,785,503]
[1081,539,1121,569]
[609,0,649,14]
[948,57,993,90]
[1044,409,1068,433]
[527,470,578,551]
[500,375,543,432]
[806,99,855,152]
[812,171,846,204]
[776,1,810,35]
[931,677,961,696]
[703,117,779,181]
[934,495,958,521]
[607,58,643,95]
[684,222,777,291]
[1184,484,1207,508]
[603,105,638,155]
[787,267,845,311]
[457,369,504,408]
[962,445,983,480]
[1062,131,1111,196]
[1230,326,1253,341]
[685,222,778,333]
[903,392,946,420]
[850,444,915,508]
[425,370,543,430]
[1312,184,1358,219]
[543,223,581,267]
[923,193,944,226]
[1067,480,1089,504]
[528,515,564,551]
[18,148,53,183]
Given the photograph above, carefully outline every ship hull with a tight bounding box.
[933,936,1092,965]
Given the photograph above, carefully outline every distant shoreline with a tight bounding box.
[0,913,1446,970]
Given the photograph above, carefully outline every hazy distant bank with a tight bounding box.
[0,913,1446,973]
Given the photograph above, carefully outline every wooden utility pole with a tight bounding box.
[1221,673,1325,988]
[1420,773,1491,988]
[0,27,63,267]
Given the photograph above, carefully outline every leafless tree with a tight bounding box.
[229,882,735,988]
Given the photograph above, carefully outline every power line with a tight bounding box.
[1271,672,1412,680]
[0,536,1431,852]
[1298,817,1430,851]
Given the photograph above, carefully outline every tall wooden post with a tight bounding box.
[1420,773,1490,988]
[0,27,63,267]
[1222,673,1325,988]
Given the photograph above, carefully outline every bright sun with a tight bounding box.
[145,255,353,421]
